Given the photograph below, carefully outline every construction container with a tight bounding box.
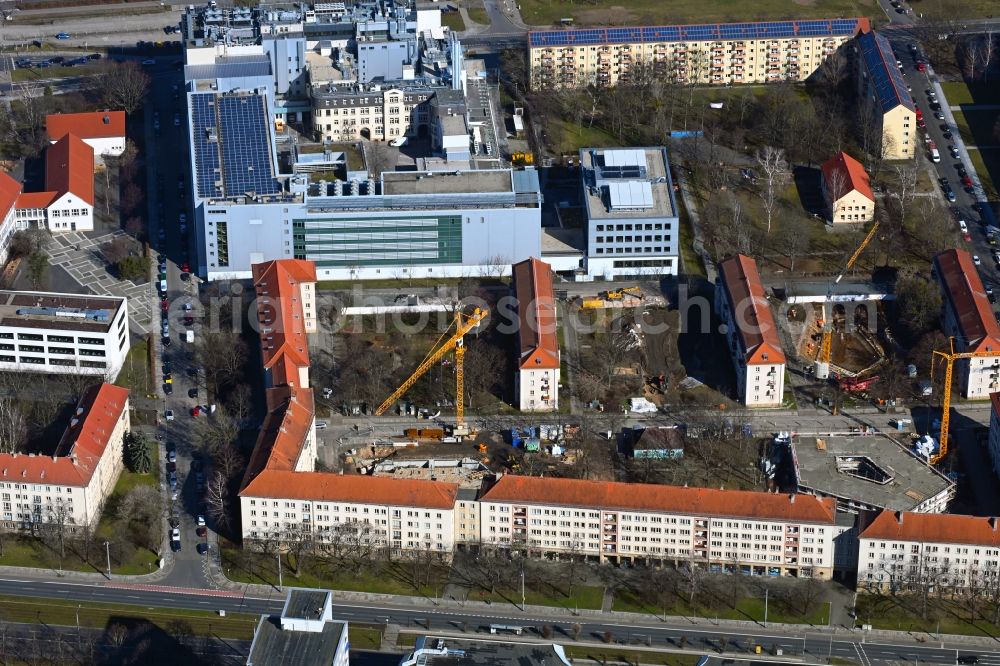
[525,438,540,452]
[404,427,445,439]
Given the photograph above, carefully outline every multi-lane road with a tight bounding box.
[2,576,1000,665]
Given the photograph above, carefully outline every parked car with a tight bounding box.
[168,450,176,463]
[165,409,174,421]
[188,387,198,399]
[55,32,71,39]
[197,515,206,527]
[171,528,181,550]
[973,254,982,266]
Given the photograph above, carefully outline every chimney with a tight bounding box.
[895,511,904,524]
[103,115,110,125]
[789,493,795,503]
[991,517,997,531]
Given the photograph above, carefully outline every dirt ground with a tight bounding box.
[790,303,885,375]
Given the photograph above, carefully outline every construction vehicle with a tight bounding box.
[839,375,879,393]
[815,220,881,378]
[375,308,486,437]
[929,337,1000,464]
[511,152,534,166]
[601,286,643,301]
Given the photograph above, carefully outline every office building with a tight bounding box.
[859,510,1000,592]
[579,147,679,278]
[821,151,874,224]
[529,18,869,90]
[933,249,1000,398]
[856,30,916,160]
[45,111,126,157]
[511,257,560,412]
[14,134,95,233]
[246,589,350,666]
[0,291,129,379]
[715,254,786,406]
[0,384,129,530]
[187,89,541,281]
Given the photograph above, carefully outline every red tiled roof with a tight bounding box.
[0,384,128,487]
[15,191,59,210]
[861,509,1000,546]
[822,152,874,202]
[718,254,786,366]
[252,260,317,387]
[0,172,20,221]
[242,470,460,509]
[481,476,836,523]
[512,257,559,370]
[46,111,125,143]
[45,134,95,206]
[240,386,315,489]
[934,249,1000,354]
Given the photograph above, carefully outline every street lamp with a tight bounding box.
[104,541,112,580]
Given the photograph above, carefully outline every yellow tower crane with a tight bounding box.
[930,337,1000,465]
[374,307,487,435]
[815,220,881,377]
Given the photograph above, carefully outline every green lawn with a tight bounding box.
[857,592,1000,638]
[952,109,999,147]
[468,583,605,611]
[441,11,466,31]
[676,190,707,279]
[908,0,1000,20]
[0,594,258,639]
[116,338,153,397]
[466,1,489,24]
[550,118,620,157]
[220,540,446,598]
[612,588,829,626]
[939,81,1000,107]
[12,66,84,82]
[518,0,878,27]
[969,148,1000,200]
[563,646,703,665]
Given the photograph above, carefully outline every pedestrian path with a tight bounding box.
[43,230,153,334]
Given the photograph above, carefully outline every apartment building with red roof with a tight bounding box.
[460,475,842,576]
[0,173,21,265]
[0,384,129,530]
[821,152,875,224]
[46,111,126,157]
[715,254,786,406]
[511,257,559,412]
[933,249,1000,398]
[859,509,1000,591]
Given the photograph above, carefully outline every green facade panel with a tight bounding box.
[293,215,462,267]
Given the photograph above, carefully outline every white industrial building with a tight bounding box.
[0,291,129,379]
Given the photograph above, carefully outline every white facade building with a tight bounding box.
[511,257,560,412]
[716,254,786,406]
[0,173,20,265]
[0,291,129,379]
[46,111,126,158]
[859,510,1000,592]
[0,384,129,530]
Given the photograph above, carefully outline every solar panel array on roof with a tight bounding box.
[606,181,653,210]
[858,31,915,113]
[528,17,863,48]
[600,165,646,180]
[191,93,222,199]
[217,94,281,197]
[603,148,646,168]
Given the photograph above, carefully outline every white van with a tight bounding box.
[159,279,168,293]
[185,330,194,343]
[930,147,940,163]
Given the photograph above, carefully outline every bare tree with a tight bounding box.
[106,623,129,650]
[755,146,789,234]
[94,61,150,113]
[824,164,849,224]
[41,502,73,571]
[204,471,231,529]
[0,397,26,453]
[366,141,395,176]
[890,164,919,224]
[780,221,809,273]
[817,49,849,91]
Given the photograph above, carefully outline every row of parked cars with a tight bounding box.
[15,52,101,69]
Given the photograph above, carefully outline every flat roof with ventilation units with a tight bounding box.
[580,146,675,219]
[0,291,125,333]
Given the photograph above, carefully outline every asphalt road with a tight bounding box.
[2,577,999,665]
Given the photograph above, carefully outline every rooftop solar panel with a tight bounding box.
[217,94,281,197]
[858,31,915,113]
[528,17,861,49]
[191,93,222,200]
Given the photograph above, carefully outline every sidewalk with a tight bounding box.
[671,161,716,284]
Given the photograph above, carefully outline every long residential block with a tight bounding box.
[511,257,559,412]
[715,254,786,406]
[0,384,129,530]
[855,30,916,160]
[933,249,1000,398]
[859,510,1000,592]
[529,18,868,90]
